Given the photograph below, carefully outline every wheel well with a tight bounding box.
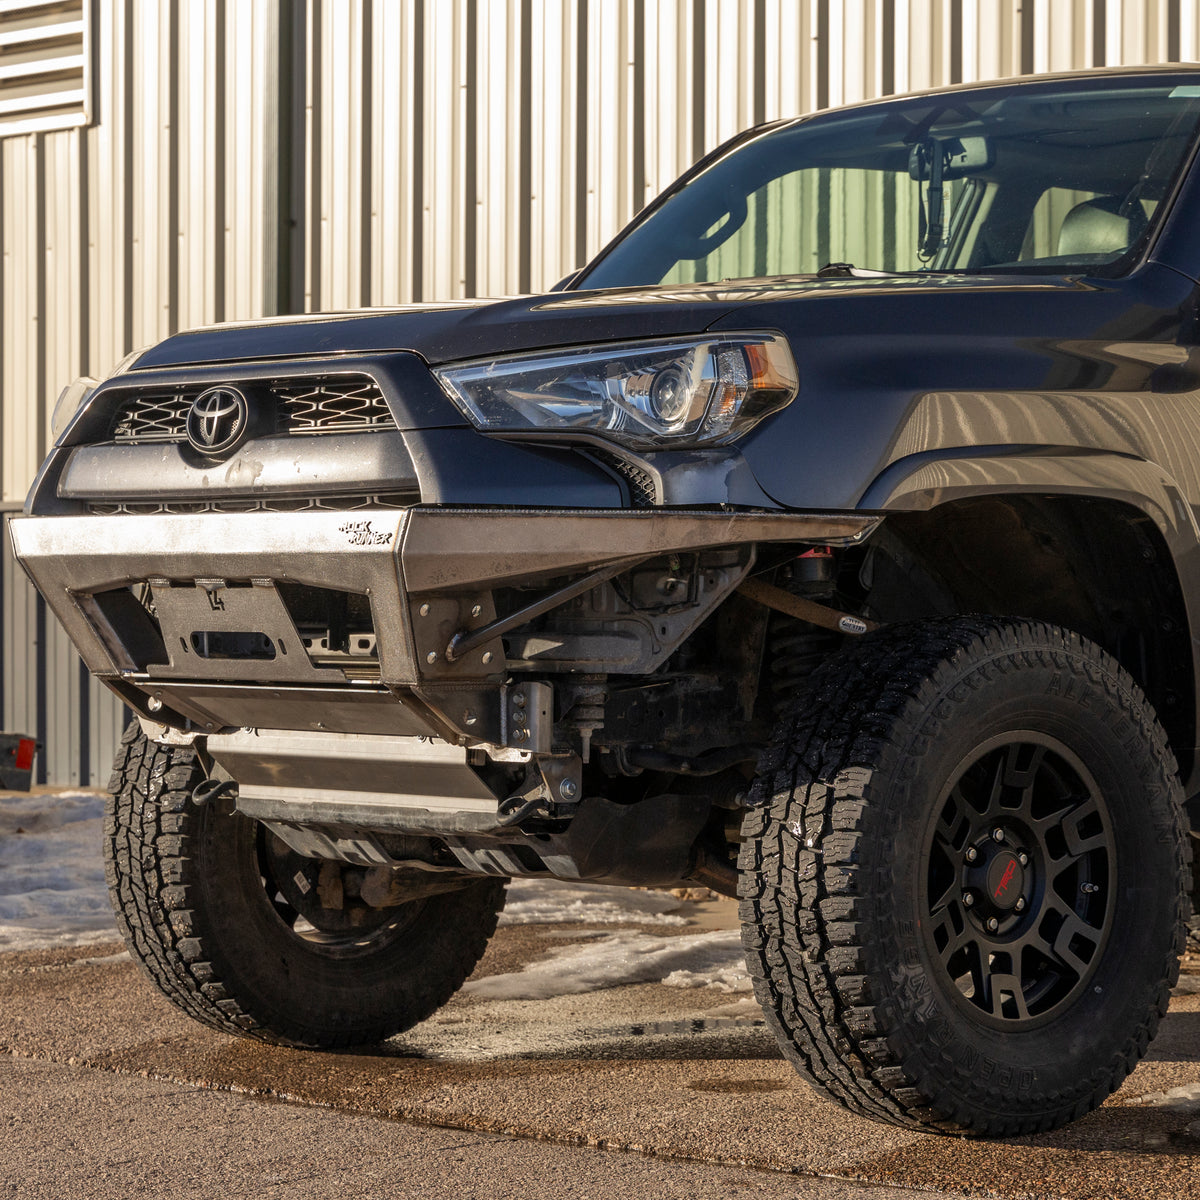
[865,495,1194,780]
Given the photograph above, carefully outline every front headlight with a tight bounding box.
[50,376,99,441]
[433,333,798,449]
[49,345,150,443]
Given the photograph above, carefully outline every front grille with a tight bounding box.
[275,378,394,434]
[109,375,395,443]
[112,393,190,442]
[87,493,417,516]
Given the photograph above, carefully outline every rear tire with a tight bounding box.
[739,617,1189,1135]
[105,724,505,1047]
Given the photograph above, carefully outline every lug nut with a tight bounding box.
[986,917,1000,933]
[1014,897,1026,912]
[1018,852,1029,866]
[962,891,975,908]
[992,828,1005,843]
[964,846,978,863]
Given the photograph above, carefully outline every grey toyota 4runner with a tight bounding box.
[12,67,1200,1136]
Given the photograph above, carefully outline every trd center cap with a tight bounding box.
[987,852,1025,911]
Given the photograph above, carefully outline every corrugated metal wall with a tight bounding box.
[2,0,1199,784]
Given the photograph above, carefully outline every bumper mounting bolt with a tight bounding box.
[482,651,493,665]
[426,651,438,664]
[419,603,430,617]
[559,779,578,800]
[147,695,163,713]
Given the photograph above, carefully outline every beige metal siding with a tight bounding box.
[0,0,89,137]
[1,0,1199,783]
[1,0,286,782]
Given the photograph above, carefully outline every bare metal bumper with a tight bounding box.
[9,505,878,736]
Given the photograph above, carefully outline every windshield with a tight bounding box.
[576,75,1200,289]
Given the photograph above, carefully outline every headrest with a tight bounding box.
[1056,195,1146,259]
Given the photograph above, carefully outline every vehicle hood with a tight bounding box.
[129,274,1093,372]
[132,289,745,371]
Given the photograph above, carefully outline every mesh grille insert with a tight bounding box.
[109,375,395,443]
[591,450,657,508]
[111,393,191,442]
[276,378,395,433]
[87,493,416,516]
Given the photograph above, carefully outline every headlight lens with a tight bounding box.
[433,334,798,449]
[50,345,149,443]
[50,376,99,441]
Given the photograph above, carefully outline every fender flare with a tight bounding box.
[861,446,1200,789]
[861,446,1200,552]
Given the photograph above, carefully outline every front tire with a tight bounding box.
[740,618,1189,1135]
[105,724,506,1047]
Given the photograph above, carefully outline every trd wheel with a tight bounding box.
[105,724,506,1047]
[739,618,1190,1135]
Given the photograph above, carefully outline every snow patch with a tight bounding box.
[0,790,117,951]
[1136,1082,1200,1111]
[499,879,688,926]
[465,928,750,1001]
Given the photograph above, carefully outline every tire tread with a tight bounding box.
[739,616,1190,1135]
[106,724,505,1047]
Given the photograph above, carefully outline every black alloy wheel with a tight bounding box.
[740,617,1190,1136]
[257,824,429,951]
[924,734,1115,1028]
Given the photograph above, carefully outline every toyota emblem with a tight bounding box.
[186,386,250,456]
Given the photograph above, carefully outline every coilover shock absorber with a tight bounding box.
[768,549,843,710]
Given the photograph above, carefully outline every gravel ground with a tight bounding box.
[2,912,1199,1199]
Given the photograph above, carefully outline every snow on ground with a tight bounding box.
[465,928,750,1000]
[0,790,117,951]
[489,882,751,998]
[0,791,747,996]
[500,878,688,926]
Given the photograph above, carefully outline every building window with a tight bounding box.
[0,0,90,138]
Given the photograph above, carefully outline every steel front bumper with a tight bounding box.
[9,505,877,739]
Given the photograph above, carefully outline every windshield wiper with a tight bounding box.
[816,262,906,279]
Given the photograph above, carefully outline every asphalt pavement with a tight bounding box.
[2,901,1198,1199]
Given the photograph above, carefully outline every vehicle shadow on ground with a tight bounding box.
[1141,1008,1200,1061]
[360,1015,784,1063]
[979,1100,1200,1157]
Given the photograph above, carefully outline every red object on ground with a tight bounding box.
[14,738,35,771]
